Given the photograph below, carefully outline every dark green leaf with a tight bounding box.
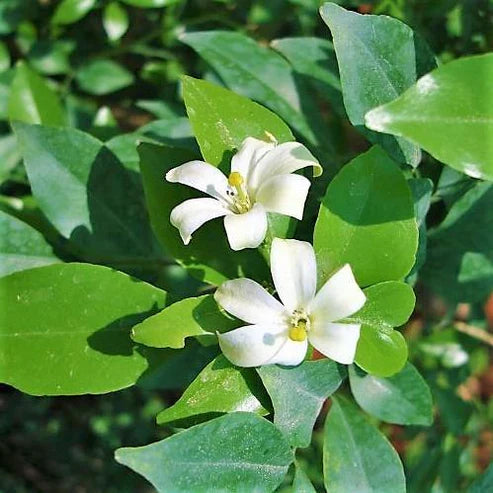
[469,462,493,493]
[138,117,196,151]
[115,412,293,493]
[0,263,168,395]
[27,40,75,75]
[323,396,406,493]
[76,59,134,95]
[257,359,344,448]
[52,0,96,25]
[0,41,10,72]
[349,363,433,425]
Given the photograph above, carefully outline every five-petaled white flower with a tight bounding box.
[214,238,366,367]
[166,137,321,251]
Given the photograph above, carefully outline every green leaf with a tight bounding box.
[103,2,129,42]
[421,182,493,302]
[257,359,344,448]
[8,61,65,126]
[115,412,293,493]
[121,0,179,7]
[0,263,168,395]
[469,462,493,493]
[320,2,424,166]
[314,146,418,287]
[52,0,96,25]
[13,122,160,267]
[346,281,415,328]
[180,31,334,154]
[138,141,268,285]
[76,59,134,95]
[293,465,317,493]
[0,210,60,277]
[323,396,406,493]
[138,117,196,150]
[349,363,433,425]
[27,40,75,75]
[365,54,493,181]
[0,41,10,72]
[355,325,408,377]
[132,294,236,348]
[156,355,269,426]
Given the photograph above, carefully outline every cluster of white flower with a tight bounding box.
[166,137,366,367]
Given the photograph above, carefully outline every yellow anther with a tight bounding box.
[289,321,307,342]
[228,171,244,187]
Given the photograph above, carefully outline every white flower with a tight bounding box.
[166,137,321,251]
[214,238,366,367]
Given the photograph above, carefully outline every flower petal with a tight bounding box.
[231,137,275,181]
[309,264,366,323]
[170,197,229,245]
[214,278,287,325]
[166,160,230,203]
[255,174,311,220]
[223,203,268,251]
[309,322,361,364]
[270,238,317,312]
[218,324,287,367]
[268,338,308,366]
[250,142,322,191]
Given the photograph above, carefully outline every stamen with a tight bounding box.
[227,172,251,214]
[289,320,307,342]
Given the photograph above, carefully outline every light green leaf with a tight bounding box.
[156,355,269,426]
[355,325,408,377]
[349,363,433,425]
[121,0,179,7]
[0,210,59,277]
[52,0,96,25]
[257,359,344,448]
[27,40,75,75]
[132,294,236,348]
[0,263,168,395]
[346,281,415,328]
[8,61,65,126]
[116,412,293,493]
[138,141,268,285]
[314,145,418,287]
[76,59,134,95]
[103,2,129,42]
[320,2,425,166]
[324,396,406,493]
[365,54,493,181]
[293,465,317,493]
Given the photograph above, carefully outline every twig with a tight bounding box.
[455,321,493,347]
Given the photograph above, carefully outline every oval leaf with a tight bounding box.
[76,59,134,95]
[103,2,129,42]
[52,0,96,25]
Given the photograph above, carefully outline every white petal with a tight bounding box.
[166,160,230,203]
[250,142,322,191]
[309,264,366,323]
[255,174,311,220]
[268,338,308,366]
[309,322,361,364]
[170,197,229,245]
[218,324,287,367]
[214,278,287,325]
[223,203,268,251]
[270,238,317,312]
[231,137,275,180]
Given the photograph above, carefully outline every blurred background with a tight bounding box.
[0,0,492,491]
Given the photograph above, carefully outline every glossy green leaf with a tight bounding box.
[0,263,168,395]
[366,54,493,181]
[103,2,129,42]
[156,355,269,426]
[182,76,293,168]
[180,31,334,154]
[0,210,59,277]
[422,182,493,302]
[355,325,408,377]
[132,294,236,348]
[8,61,65,126]
[121,0,179,7]
[320,2,423,166]
[27,40,74,76]
[13,122,161,267]
[324,396,406,493]
[52,0,96,25]
[469,462,493,493]
[116,412,293,493]
[257,359,344,448]
[138,141,268,285]
[349,363,433,425]
[138,117,196,150]
[293,465,317,493]
[76,59,134,95]
[346,281,415,328]
[314,146,418,287]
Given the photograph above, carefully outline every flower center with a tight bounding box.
[227,172,251,214]
[288,309,310,342]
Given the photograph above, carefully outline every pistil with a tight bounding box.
[228,172,251,213]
